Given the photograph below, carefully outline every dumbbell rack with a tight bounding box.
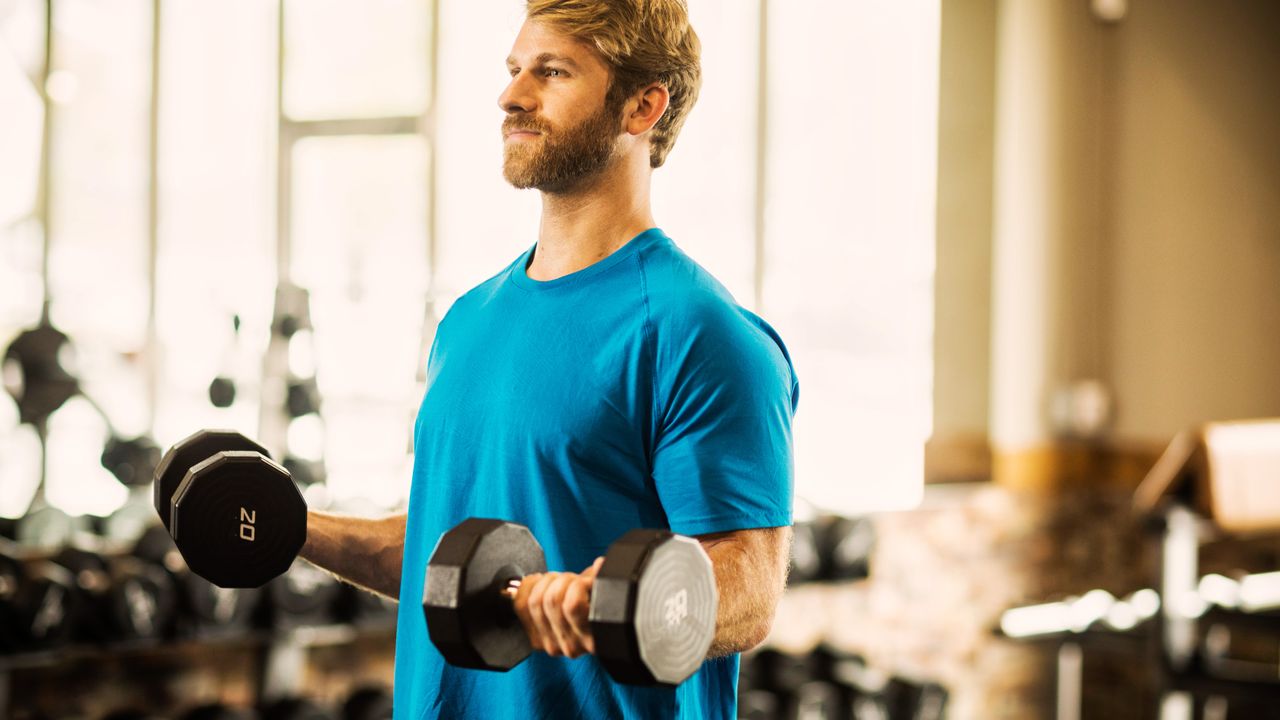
[0,558,395,719]
[1000,501,1280,720]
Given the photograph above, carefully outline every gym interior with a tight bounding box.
[2,0,1280,718]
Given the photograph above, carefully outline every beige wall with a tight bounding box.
[932,0,996,443]
[1106,0,1280,442]
[933,0,1280,464]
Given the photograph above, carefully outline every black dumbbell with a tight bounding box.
[739,689,780,720]
[100,710,167,720]
[334,581,396,628]
[787,681,846,720]
[181,704,258,720]
[2,318,80,427]
[882,678,948,720]
[262,558,341,630]
[820,516,874,582]
[788,520,823,585]
[101,434,162,489]
[13,503,87,549]
[342,687,392,720]
[133,525,260,637]
[52,544,177,644]
[209,377,237,408]
[259,698,334,720]
[423,517,718,687]
[0,540,78,653]
[152,429,307,588]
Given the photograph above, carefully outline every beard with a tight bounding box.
[502,101,621,193]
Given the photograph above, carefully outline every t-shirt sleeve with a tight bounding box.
[650,304,799,536]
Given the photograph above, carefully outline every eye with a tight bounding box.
[544,67,564,78]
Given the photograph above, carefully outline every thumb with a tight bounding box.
[580,556,605,579]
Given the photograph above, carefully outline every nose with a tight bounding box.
[498,70,538,115]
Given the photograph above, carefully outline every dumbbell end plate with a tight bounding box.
[590,530,718,686]
[171,451,306,589]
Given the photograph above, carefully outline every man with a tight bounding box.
[300,1,799,717]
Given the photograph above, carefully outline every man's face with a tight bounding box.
[500,20,622,193]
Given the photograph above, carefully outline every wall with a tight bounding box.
[1106,0,1280,444]
[931,0,1280,478]
[928,0,997,482]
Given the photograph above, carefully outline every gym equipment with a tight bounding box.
[0,541,77,653]
[334,581,396,628]
[152,429,307,588]
[281,456,325,488]
[13,503,86,549]
[2,317,80,428]
[209,377,237,408]
[180,704,258,720]
[101,434,162,488]
[739,689,780,720]
[99,710,166,720]
[882,678,947,720]
[285,378,321,418]
[258,697,334,720]
[99,435,163,542]
[743,648,826,696]
[739,646,908,720]
[98,489,157,546]
[133,524,260,637]
[820,516,874,582]
[52,545,177,643]
[270,283,315,342]
[788,520,823,585]
[208,314,242,409]
[262,558,341,629]
[341,686,393,720]
[423,517,718,687]
[790,681,845,720]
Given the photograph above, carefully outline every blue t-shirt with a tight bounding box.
[394,228,799,719]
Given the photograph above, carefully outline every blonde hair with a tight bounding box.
[525,0,702,168]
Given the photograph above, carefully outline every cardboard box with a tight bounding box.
[1134,419,1280,533]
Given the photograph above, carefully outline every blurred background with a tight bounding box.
[0,0,1278,718]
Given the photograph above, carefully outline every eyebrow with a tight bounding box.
[505,52,582,70]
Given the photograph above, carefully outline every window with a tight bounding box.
[2,0,939,519]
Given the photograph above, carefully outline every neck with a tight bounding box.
[528,151,656,281]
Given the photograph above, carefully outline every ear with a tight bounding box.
[623,83,670,137]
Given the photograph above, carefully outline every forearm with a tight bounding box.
[700,526,791,658]
[299,511,407,600]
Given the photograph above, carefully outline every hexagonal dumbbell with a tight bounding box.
[423,518,718,686]
[152,429,307,589]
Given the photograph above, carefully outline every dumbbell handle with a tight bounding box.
[498,578,522,600]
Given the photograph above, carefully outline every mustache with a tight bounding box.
[502,114,551,136]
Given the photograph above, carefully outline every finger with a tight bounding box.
[563,573,594,655]
[542,573,583,657]
[580,556,605,580]
[513,572,544,653]
[526,573,559,656]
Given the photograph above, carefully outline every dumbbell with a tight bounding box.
[133,524,260,637]
[423,517,718,687]
[180,704,259,720]
[262,558,342,629]
[0,540,78,653]
[52,544,177,644]
[820,516,874,582]
[151,429,307,588]
[342,687,393,720]
[258,697,334,720]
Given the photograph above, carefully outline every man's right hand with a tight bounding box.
[512,556,604,658]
